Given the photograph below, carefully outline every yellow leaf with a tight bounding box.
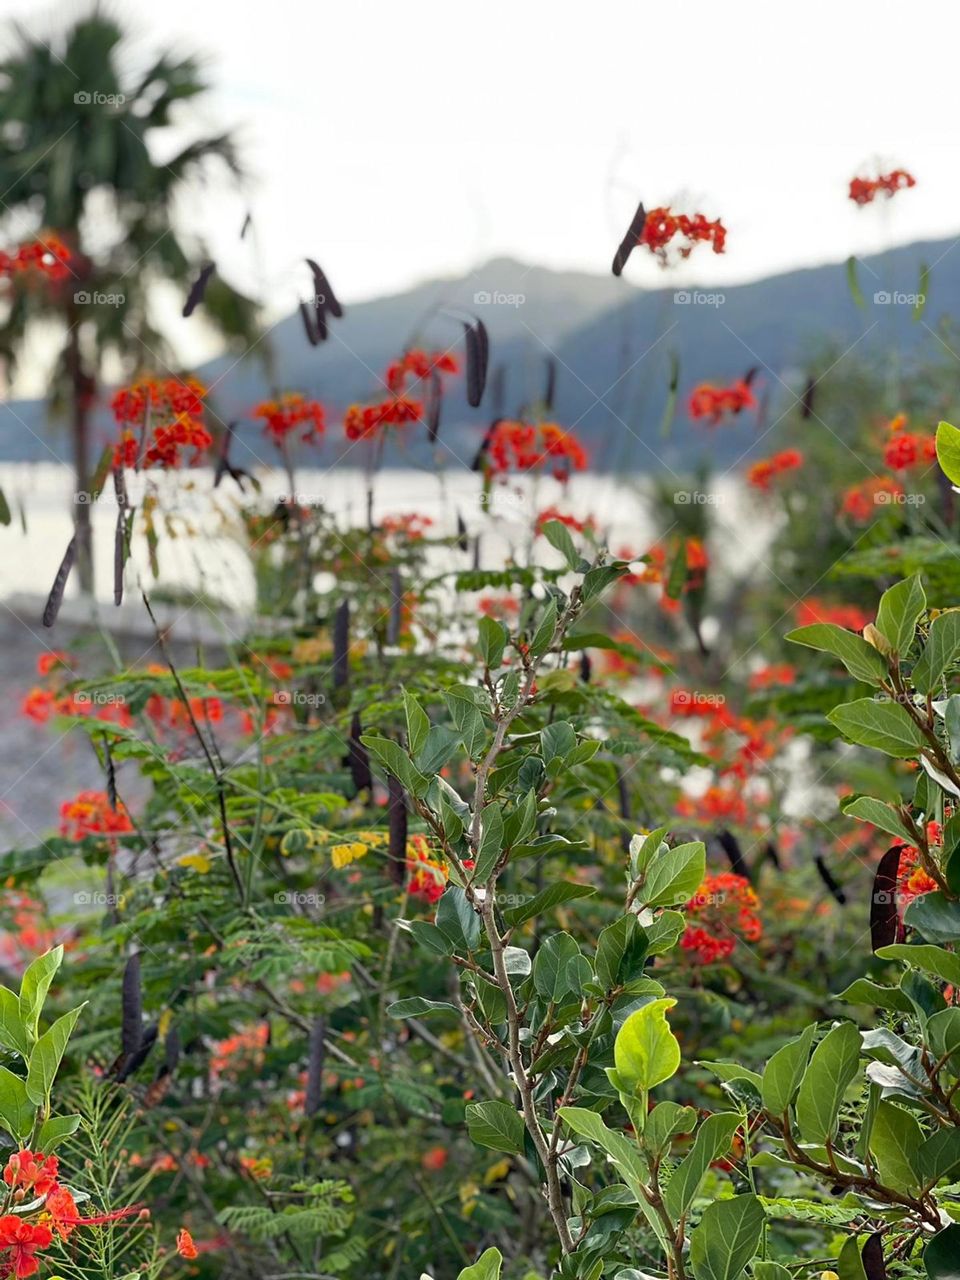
[179,852,211,874]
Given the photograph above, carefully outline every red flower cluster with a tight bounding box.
[849,169,916,206]
[634,537,709,613]
[252,393,325,447]
[535,507,595,535]
[385,348,459,393]
[794,598,873,631]
[747,448,803,490]
[0,235,72,282]
[484,421,588,480]
[59,790,133,841]
[406,835,449,904]
[747,663,797,690]
[895,821,943,910]
[841,476,904,521]
[345,349,459,441]
[112,377,211,469]
[639,208,727,264]
[380,513,434,540]
[882,414,936,471]
[681,872,763,964]
[688,379,755,425]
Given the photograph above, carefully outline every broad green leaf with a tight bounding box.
[904,893,960,945]
[529,598,558,659]
[761,1023,817,1117]
[501,882,596,928]
[19,946,64,1041]
[664,1111,741,1220]
[640,841,705,908]
[869,1100,923,1194]
[36,1113,82,1151]
[477,615,508,669]
[0,1065,35,1140]
[629,827,668,878]
[402,920,454,955]
[794,1021,861,1144]
[914,610,960,695]
[0,988,29,1059]
[595,915,647,990]
[457,1248,503,1280]
[641,910,685,956]
[918,1128,960,1189]
[644,1100,697,1157]
[557,1106,654,1214]
[689,1194,765,1280]
[837,1234,868,1280]
[613,998,680,1093]
[533,932,581,1002]
[936,421,960,487]
[472,803,504,881]
[877,943,960,986]
[402,688,429,756]
[541,519,582,571]
[435,887,482,952]
[786,623,888,685]
[875,574,925,656]
[360,735,429,797]
[925,1223,960,1279]
[840,796,914,844]
[826,699,926,758]
[835,980,913,1014]
[465,1101,524,1154]
[926,1007,960,1070]
[25,1004,84,1106]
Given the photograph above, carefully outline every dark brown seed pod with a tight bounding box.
[387,567,403,645]
[333,600,350,687]
[456,513,468,553]
[299,300,321,346]
[472,535,481,571]
[117,1022,157,1082]
[464,320,489,407]
[113,511,125,606]
[121,952,143,1059]
[104,734,118,812]
[543,358,557,412]
[475,318,489,390]
[471,419,499,472]
[306,259,343,318]
[161,1025,181,1078]
[304,1016,326,1117]
[426,368,443,443]
[870,845,902,951]
[612,200,646,276]
[716,830,751,880]
[387,773,407,884]
[742,366,760,387]
[814,854,846,904]
[800,373,816,419]
[182,261,216,318]
[578,650,591,683]
[861,1232,887,1280]
[43,535,77,628]
[347,711,373,793]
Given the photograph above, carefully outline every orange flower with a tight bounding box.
[177,1227,198,1259]
[638,207,727,264]
[59,791,133,841]
[747,449,803,490]
[3,1151,58,1198]
[421,1146,449,1172]
[112,377,211,469]
[849,169,916,205]
[681,872,763,964]
[0,1216,52,1278]
[252,393,325,447]
[688,379,755,425]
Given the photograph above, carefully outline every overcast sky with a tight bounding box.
[2,0,959,317]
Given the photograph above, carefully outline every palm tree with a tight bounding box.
[0,9,260,591]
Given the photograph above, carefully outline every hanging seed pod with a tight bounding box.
[333,600,350,687]
[43,535,77,628]
[543,357,557,412]
[161,1025,181,1078]
[182,261,216,318]
[426,369,443,443]
[470,420,497,473]
[578,650,592,684]
[306,259,343,318]
[456,513,468,553]
[612,200,647,276]
[472,535,481,571]
[463,320,489,407]
[814,854,846,904]
[716,830,750,880]
[800,373,816,419]
[299,300,321,347]
[860,1233,887,1280]
[742,365,759,387]
[214,422,252,491]
[347,711,372,793]
[240,212,253,239]
[764,841,781,869]
[304,1016,326,1117]
[387,567,402,645]
[113,471,127,607]
[121,952,143,1059]
[387,774,407,885]
[117,1022,158,1082]
[870,845,902,951]
[104,734,118,812]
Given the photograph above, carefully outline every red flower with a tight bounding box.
[794,598,873,631]
[421,1146,449,1172]
[638,207,727,265]
[252,393,325,447]
[406,835,448,904]
[0,235,72,283]
[59,790,133,841]
[747,449,803,491]
[484,421,587,479]
[688,379,756,425]
[0,1216,52,1278]
[177,1227,199,1260]
[3,1151,58,1199]
[841,476,904,521]
[112,377,211,469]
[849,169,916,206]
[680,872,763,965]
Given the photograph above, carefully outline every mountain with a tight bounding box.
[0,240,950,471]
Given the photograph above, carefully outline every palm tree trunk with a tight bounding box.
[65,317,93,594]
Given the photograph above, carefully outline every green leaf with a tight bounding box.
[19,946,63,1042]
[0,988,29,1059]
[914,611,960,695]
[875,574,926,656]
[877,944,960,985]
[533,932,581,1002]
[435,887,482,952]
[665,1111,741,1220]
[645,1100,697,1157]
[918,1128,960,1189]
[845,255,865,308]
[826,698,926,758]
[689,1194,765,1280]
[25,1004,84,1106]
[786,624,888,684]
[640,841,705,908]
[925,1223,960,1279]
[457,1248,503,1280]
[360,735,429,797]
[402,920,454,956]
[837,1235,868,1280]
[761,1023,817,1117]
[36,1113,82,1151]
[794,1021,861,1144]
[840,796,914,844]
[402,688,429,756]
[501,882,596,928]
[477,616,508,669]
[541,519,582,571]
[557,1106,654,1215]
[613,998,680,1094]
[936,421,960,487]
[473,803,504,881]
[835,980,913,1013]
[529,598,558,659]
[465,1101,525,1154]
[0,1065,35,1141]
[387,997,459,1019]
[629,827,668,878]
[904,893,960,944]
[869,1100,923,1194]
[595,915,647,990]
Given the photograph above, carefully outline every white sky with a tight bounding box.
[2,0,960,318]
